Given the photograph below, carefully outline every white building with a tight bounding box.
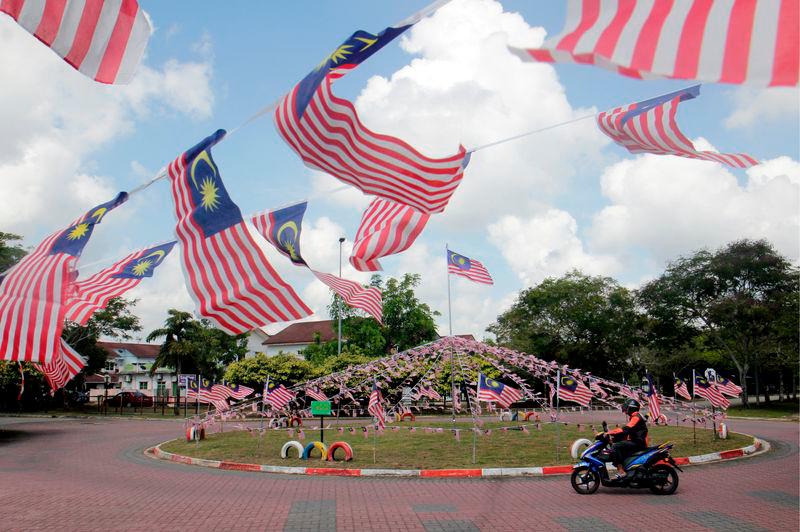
[245,328,270,357]
[92,341,174,397]
[258,320,337,358]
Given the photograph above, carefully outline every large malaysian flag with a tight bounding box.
[477,373,522,408]
[558,375,593,407]
[447,249,493,285]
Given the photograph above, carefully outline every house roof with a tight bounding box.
[437,334,476,341]
[97,341,161,359]
[263,320,336,345]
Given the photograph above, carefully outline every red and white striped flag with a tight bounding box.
[597,86,757,168]
[558,374,593,407]
[64,241,175,325]
[510,0,798,87]
[35,339,87,392]
[643,374,662,423]
[350,198,430,272]
[589,378,608,399]
[0,0,153,84]
[167,130,311,334]
[715,374,743,397]
[0,192,127,364]
[305,387,327,401]
[274,4,470,214]
[674,375,692,401]
[368,382,386,431]
[694,375,730,409]
[311,270,382,323]
[228,383,255,400]
[447,249,493,285]
[265,383,296,410]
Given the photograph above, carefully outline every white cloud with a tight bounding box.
[488,210,620,286]
[725,87,800,129]
[589,154,800,264]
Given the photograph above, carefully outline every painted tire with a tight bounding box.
[185,427,193,442]
[499,411,512,422]
[289,416,303,427]
[524,412,540,422]
[301,441,328,460]
[570,438,593,459]
[280,440,304,459]
[718,423,728,439]
[400,413,415,422]
[327,441,354,462]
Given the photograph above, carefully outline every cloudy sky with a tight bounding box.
[1,0,797,341]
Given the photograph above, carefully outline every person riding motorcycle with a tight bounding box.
[600,398,648,480]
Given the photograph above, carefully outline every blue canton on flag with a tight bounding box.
[112,242,176,279]
[50,192,129,257]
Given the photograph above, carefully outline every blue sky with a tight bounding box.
[1,0,798,339]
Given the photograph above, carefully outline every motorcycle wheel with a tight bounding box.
[570,467,600,495]
[649,464,679,495]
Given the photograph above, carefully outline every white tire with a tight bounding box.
[718,423,728,439]
[570,438,593,459]
[280,440,304,459]
[499,411,512,422]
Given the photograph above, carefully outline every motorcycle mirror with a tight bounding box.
[602,421,608,432]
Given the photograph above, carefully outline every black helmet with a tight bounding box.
[622,398,640,415]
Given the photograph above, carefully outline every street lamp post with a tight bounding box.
[338,237,345,356]
[103,374,110,416]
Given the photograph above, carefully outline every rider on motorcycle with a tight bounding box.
[602,398,648,480]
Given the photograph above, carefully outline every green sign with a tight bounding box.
[311,401,332,416]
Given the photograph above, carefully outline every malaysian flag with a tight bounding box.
[558,375,593,407]
[694,375,730,409]
[715,374,743,397]
[597,86,757,168]
[273,3,470,214]
[588,377,608,399]
[265,382,296,410]
[418,385,442,401]
[643,373,662,423]
[305,387,328,401]
[167,130,311,334]
[251,201,308,266]
[619,379,639,400]
[312,271,383,323]
[674,375,692,401]
[228,383,254,400]
[35,339,86,392]
[447,249,493,285]
[350,198,430,271]
[1,0,153,84]
[64,241,175,325]
[208,384,233,411]
[0,192,127,364]
[510,0,798,87]
[368,382,385,431]
[477,373,522,408]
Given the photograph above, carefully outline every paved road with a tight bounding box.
[0,415,796,531]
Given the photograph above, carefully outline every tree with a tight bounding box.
[0,232,26,272]
[488,270,642,376]
[147,310,201,415]
[638,239,798,407]
[380,274,439,352]
[224,353,316,389]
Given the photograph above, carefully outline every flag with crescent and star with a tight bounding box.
[447,249,493,285]
[167,130,311,334]
[1,192,127,364]
[251,201,308,266]
[63,241,177,326]
[557,374,593,407]
[477,373,522,408]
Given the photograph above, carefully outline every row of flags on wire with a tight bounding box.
[2,0,796,386]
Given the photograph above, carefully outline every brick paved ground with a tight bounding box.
[0,415,796,531]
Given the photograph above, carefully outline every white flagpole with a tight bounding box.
[555,369,561,463]
[446,244,452,337]
[692,369,697,446]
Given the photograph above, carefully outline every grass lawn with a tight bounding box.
[161,419,753,469]
[727,400,799,420]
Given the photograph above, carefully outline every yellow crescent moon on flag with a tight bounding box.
[190,150,217,190]
[145,250,166,262]
[91,207,108,222]
[276,220,298,242]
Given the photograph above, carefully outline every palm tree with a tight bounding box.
[147,310,200,415]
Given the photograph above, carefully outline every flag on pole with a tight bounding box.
[419,385,442,401]
[447,250,493,285]
[674,375,692,401]
[251,202,308,266]
[64,241,176,325]
[368,381,386,430]
[588,377,608,399]
[311,271,383,323]
[477,373,522,408]
[509,0,798,87]
[558,374,593,407]
[643,373,662,422]
[715,374,743,397]
[694,375,730,409]
[350,198,430,271]
[273,2,470,214]
[167,130,311,334]
[1,0,154,84]
[228,383,255,400]
[0,192,127,364]
[34,339,87,392]
[597,86,757,168]
[305,387,328,401]
[265,382,296,410]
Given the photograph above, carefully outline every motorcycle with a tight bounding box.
[570,421,682,495]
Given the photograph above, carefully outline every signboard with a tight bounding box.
[311,401,332,416]
[178,375,188,386]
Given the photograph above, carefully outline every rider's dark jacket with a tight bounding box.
[607,411,648,445]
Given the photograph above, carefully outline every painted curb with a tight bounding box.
[146,436,769,478]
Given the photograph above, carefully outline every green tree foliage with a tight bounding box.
[638,239,798,406]
[0,232,27,271]
[380,273,439,352]
[488,270,641,377]
[224,353,316,388]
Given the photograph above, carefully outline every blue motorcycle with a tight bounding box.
[570,421,682,495]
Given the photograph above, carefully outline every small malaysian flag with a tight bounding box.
[694,375,730,409]
[228,383,254,400]
[477,373,522,408]
[447,249,493,285]
[305,387,328,401]
[715,374,743,397]
[643,374,662,423]
[558,375,593,407]
[589,378,608,399]
[311,271,383,323]
[674,375,692,401]
[265,382,296,410]
[368,382,385,431]
[419,385,442,401]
